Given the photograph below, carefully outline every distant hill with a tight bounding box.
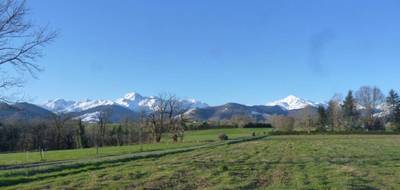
[185,102,322,122]
[0,102,139,124]
[0,102,56,123]
[185,103,288,122]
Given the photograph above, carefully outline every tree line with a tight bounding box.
[271,86,400,133]
[0,94,189,152]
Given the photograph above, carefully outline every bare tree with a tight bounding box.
[327,99,343,131]
[0,0,56,101]
[269,115,295,132]
[147,94,188,143]
[137,108,148,151]
[52,114,71,149]
[137,121,144,151]
[166,96,189,142]
[356,86,385,111]
[355,86,385,129]
[148,94,169,143]
[96,111,108,156]
[297,106,315,134]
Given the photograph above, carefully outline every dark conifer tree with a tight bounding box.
[386,89,400,131]
[317,105,328,131]
[78,119,87,148]
[342,90,359,130]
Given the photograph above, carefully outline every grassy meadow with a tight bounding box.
[0,128,270,167]
[1,134,400,189]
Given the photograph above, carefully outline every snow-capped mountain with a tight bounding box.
[266,95,320,110]
[42,92,209,113]
[42,99,116,113]
[114,92,208,111]
[115,92,146,111]
[42,99,75,113]
[37,94,336,123]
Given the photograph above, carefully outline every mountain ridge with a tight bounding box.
[0,94,329,123]
[42,92,209,113]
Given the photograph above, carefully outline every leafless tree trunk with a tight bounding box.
[299,107,314,134]
[52,114,71,149]
[178,116,186,142]
[166,95,186,142]
[96,111,108,156]
[137,109,148,151]
[0,0,56,102]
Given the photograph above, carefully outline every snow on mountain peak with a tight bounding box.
[42,99,75,113]
[72,99,115,111]
[42,92,208,113]
[266,95,317,110]
[115,92,145,111]
[76,111,100,123]
[123,92,143,100]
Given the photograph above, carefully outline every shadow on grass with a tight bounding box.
[0,136,268,187]
[0,162,124,187]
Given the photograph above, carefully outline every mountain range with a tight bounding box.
[0,93,326,123]
[42,92,209,113]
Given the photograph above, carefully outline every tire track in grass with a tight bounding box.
[0,144,200,170]
[0,136,269,188]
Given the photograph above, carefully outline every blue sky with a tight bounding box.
[23,0,400,105]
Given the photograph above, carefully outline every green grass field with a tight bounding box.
[183,128,269,142]
[2,132,400,189]
[0,128,269,166]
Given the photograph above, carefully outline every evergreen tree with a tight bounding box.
[317,105,328,131]
[78,119,87,148]
[386,89,400,131]
[342,90,359,130]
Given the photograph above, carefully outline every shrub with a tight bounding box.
[243,123,273,128]
[218,133,229,141]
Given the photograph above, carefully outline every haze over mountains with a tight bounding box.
[0,92,325,123]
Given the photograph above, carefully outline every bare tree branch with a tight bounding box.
[0,0,56,102]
